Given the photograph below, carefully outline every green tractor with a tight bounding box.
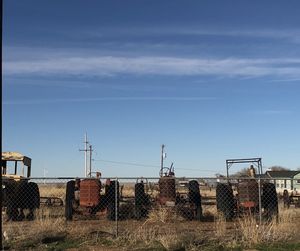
[1,152,40,221]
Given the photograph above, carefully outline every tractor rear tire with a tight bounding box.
[135,183,146,206]
[216,183,235,220]
[16,181,28,209]
[5,181,18,221]
[262,183,278,219]
[26,182,40,220]
[134,182,149,219]
[106,181,119,221]
[15,181,28,221]
[188,180,202,220]
[65,180,75,221]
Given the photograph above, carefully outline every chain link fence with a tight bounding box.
[1,176,300,245]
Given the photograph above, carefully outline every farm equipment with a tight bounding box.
[64,144,203,221]
[157,161,203,220]
[65,175,153,221]
[216,158,278,220]
[1,152,40,221]
[65,173,120,220]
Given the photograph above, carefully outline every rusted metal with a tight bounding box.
[158,176,176,205]
[237,179,259,209]
[79,179,101,207]
[237,180,259,207]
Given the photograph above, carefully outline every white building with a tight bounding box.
[266,171,300,193]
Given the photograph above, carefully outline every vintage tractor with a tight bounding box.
[65,174,120,220]
[1,152,40,221]
[216,158,278,220]
[157,163,203,220]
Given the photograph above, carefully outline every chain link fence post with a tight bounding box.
[258,177,262,225]
[115,177,119,238]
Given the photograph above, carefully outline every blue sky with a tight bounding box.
[3,0,300,177]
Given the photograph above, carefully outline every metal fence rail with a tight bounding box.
[1,176,300,244]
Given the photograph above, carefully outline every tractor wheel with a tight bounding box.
[135,182,148,219]
[65,180,75,221]
[5,181,18,221]
[26,182,40,220]
[188,180,202,204]
[188,180,202,220]
[135,183,146,206]
[216,183,235,220]
[194,205,202,221]
[262,183,278,219]
[107,203,116,221]
[135,205,142,220]
[16,181,28,209]
[14,181,29,221]
[106,181,119,221]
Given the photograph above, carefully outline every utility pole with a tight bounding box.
[89,144,93,177]
[79,133,94,177]
[43,168,48,184]
[79,133,89,177]
[160,144,165,177]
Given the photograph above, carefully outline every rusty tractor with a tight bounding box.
[216,158,278,220]
[157,163,203,220]
[65,173,120,220]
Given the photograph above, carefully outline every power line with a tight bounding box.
[93,159,159,168]
[176,168,218,173]
[93,159,218,173]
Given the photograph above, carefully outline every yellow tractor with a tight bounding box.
[1,152,40,221]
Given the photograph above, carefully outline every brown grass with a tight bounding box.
[3,183,300,250]
[237,208,300,247]
[3,208,67,248]
[144,206,184,224]
[214,213,227,239]
[116,224,205,251]
[3,207,300,250]
[38,183,66,198]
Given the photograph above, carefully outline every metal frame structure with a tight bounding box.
[226,158,263,178]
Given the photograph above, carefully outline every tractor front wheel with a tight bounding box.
[26,182,40,220]
[262,183,278,219]
[65,180,75,221]
[216,183,235,220]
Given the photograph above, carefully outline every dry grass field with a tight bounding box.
[2,182,300,250]
[2,207,300,250]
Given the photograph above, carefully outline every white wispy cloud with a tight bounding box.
[84,26,300,45]
[176,29,300,43]
[4,56,300,79]
[3,96,216,105]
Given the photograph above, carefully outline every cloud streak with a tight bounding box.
[3,96,216,105]
[84,27,300,44]
[175,28,300,44]
[4,56,300,79]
